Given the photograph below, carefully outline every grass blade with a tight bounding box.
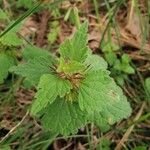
[0,0,65,38]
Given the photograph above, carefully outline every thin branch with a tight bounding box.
[115,102,146,150]
[0,111,29,144]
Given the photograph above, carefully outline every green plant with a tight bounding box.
[0,29,22,84]
[96,138,111,150]
[101,40,135,85]
[47,21,60,44]
[145,77,150,98]
[10,21,132,136]
[0,51,16,84]
[64,5,80,28]
[17,0,37,9]
[0,9,9,22]
[133,146,148,150]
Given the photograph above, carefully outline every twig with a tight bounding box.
[99,0,124,47]
[115,102,146,150]
[24,134,89,149]
[61,142,73,150]
[3,0,9,9]
[0,111,29,144]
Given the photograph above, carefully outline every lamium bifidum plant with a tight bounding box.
[10,21,132,136]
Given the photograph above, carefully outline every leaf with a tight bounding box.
[122,64,135,74]
[122,54,131,63]
[121,54,135,74]
[101,40,119,52]
[0,145,11,150]
[0,2,41,38]
[0,8,9,21]
[23,45,54,61]
[104,52,117,66]
[31,74,72,115]
[96,138,111,150]
[48,28,59,44]
[84,54,108,71]
[0,53,15,84]
[78,70,132,124]
[114,59,135,74]
[18,45,55,88]
[89,111,110,132]
[71,7,80,29]
[0,32,22,46]
[17,0,34,8]
[22,79,33,89]
[59,21,88,62]
[64,7,72,21]
[48,21,60,44]
[115,75,126,86]
[57,57,85,74]
[145,77,150,95]
[10,56,52,86]
[133,146,147,150]
[41,98,87,135]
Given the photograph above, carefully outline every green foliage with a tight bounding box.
[133,146,147,150]
[0,124,57,150]
[114,54,135,74]
[10,45,55,87]
[101,40,119,52]
[78,70,131,124]
[0,32,22,46]
[31,74,72,115]
[48,21,60,44]
[59,21,88,62]
[0,19,22,46]
[17,0,37,8]
[0,53,15,84]
[10,56,53,86]
[11,22,132,136]
[84,54,108,71]
[96,138,111,150]
[64,6,80,28]
[0,145,11,150]
[0,24,22,84]
[145,77,150,93]
[0,31,20,84]
[22,45,55,89]
[0,9,9,21]
[22,44,54,61]
[101,40,135,85]
[57,57,85,75]
[145,77,150,96]
[41,98,87,135]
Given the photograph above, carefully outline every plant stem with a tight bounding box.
[99,0,124,47]
[93,0,100,23]
[0,1,42,38]
[86,125,93,150]
[0,110,29,144]
[0,0,65,38]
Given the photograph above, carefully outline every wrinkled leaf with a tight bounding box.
[0,32,22,46]
[59,21,88,62]
[41,98,87,135]
[31,74,72,115]
[23,45,54,61]
[78,70,132,124]
[0,53,15,84]
[84,54,107,71]
[10,56,52,86]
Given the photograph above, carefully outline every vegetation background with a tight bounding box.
[0,0,150,149]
